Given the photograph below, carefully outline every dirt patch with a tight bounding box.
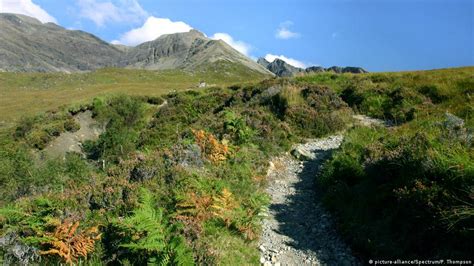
[42,110,103,159]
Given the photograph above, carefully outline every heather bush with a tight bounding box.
[319,121,473,259]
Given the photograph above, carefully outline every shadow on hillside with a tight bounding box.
[269,149,357,265]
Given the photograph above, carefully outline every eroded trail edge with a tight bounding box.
[259,134,359,266]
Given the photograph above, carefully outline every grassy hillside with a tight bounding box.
[0,78,349,264]
[296,66,473,127]
[0,66,472,264]
[297,67,473,259]
[0,65,269,128]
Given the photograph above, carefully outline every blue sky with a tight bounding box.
[3,0,473,71]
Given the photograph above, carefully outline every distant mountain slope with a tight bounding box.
[259,58,303,77]
[121,30,272,75]
[257,57,368,77]
[0,13,122,72]
[0,13,272,76]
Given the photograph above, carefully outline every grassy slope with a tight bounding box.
[0,63,269,128]
[296,67,474,259]
[0,66,472,264]
[0,77,349,264]
[296,66,474,126]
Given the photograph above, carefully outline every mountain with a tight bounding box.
[257,57,368,77]
[0,13,271,76]
[257,58,271,68]
[120,30,271,75]
[0,13,122,72]
[258,58,303,77]
[324,66,368,74]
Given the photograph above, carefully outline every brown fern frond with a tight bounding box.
[40,219,101,264]
[212,188,238,227]
[192,129,229,163]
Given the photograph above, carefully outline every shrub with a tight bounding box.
[418,85,448,103]
[64,118,80,132]
[84,95,146,163]
[192,129,229,163]
[223,110,255,144]
[14,117,36,139]
[318,125,474,259]
[105,188,194,265]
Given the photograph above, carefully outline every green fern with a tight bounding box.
[114,188,194,265]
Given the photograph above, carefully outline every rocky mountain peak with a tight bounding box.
[0,13,271,75]
[257,57,368,77]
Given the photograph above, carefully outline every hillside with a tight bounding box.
[0,13,122,72]
[0,13,272,77]
[121,30,271,75]
[0,67,472,264]
[0,67,268,128]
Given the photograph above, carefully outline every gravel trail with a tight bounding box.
[259,116,387,265]
[259,135,358,266]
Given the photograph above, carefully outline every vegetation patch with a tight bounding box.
[0,80,349,264]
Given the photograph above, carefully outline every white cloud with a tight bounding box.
[0,0,57,23]
[275,21,300,40]
[265,54,306,68]
[113,16,193,46]
[210,33,251,56]
[77,0,148,27]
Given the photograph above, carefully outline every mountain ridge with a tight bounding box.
[0,13,272,76]
[257,57,368,77]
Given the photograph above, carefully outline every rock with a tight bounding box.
[258,86,284,103]
[326,66,343,73]
[257,58,270,68]
[291,146,315,160]
[259,245,266,252]
[260,257,266,264]
[130,165,156,182]
[444,112,465,130]
[305,66,325,73]
[262,58,303,77]
[341,66,368,73]
[442,112,473,146]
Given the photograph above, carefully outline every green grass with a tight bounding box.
[0,80,349,264]
[307,67,474,260]
[295,66,474,126]
[0,66,472,264]
[0,65,268,128]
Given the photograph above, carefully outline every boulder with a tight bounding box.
[291,146,316,160]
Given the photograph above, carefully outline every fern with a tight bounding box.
[212,188,238,227]
[39,220,101,264]
[113,188,194,265]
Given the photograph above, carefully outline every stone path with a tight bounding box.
[259,115,387,266]
[259,135,359,266]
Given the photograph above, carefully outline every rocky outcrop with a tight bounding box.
[265,59,303,77]
[257,56,368,77]
[324,66,368,74]
[257,58,271,68]
[122,30,272,75]
[305,66,325,73]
